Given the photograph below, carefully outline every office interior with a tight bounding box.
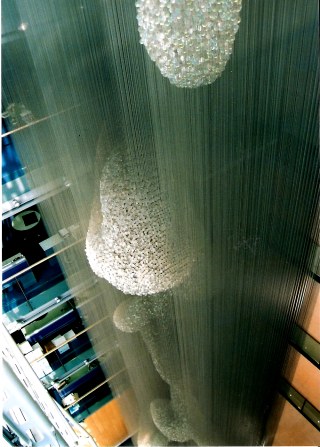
[2,1,320,446]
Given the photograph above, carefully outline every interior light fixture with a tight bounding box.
[18,22,28,32]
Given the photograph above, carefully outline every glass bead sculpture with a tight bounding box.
[136,0,242,88]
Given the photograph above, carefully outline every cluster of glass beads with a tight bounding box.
[86,152,190,296]
[114,294,212,445]
[136,0,242,88]
[113,295,170,333]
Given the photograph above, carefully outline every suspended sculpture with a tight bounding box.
[86,1,243,443]
[86,149,197,445]
[136,0,242,88]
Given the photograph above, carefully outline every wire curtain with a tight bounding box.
[2,0,319,445]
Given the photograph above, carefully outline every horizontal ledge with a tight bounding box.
[2,238,85,285]
[64,368,127,410]
[2,104,81,138]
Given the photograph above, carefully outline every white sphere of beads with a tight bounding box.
[136,0,242,88]
[86,153,190,296]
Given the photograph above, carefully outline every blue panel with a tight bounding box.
[26,310,80,344]
[59,366,105,398]
[2,257,29,281]
[2,121,25,184]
